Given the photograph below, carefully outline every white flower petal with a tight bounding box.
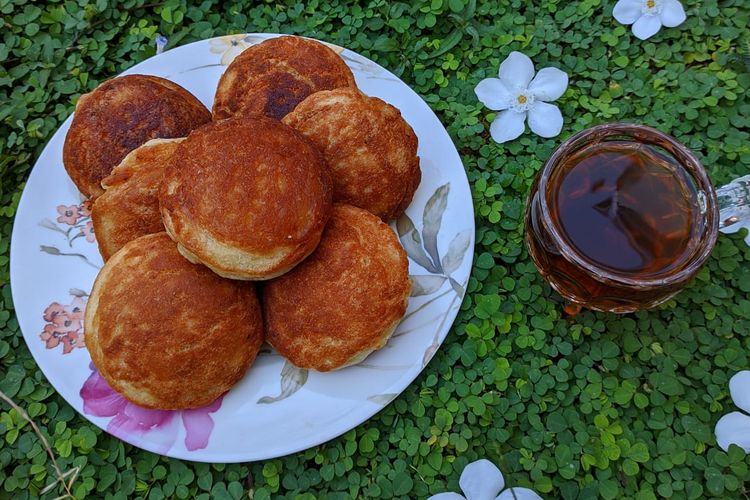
[528,67,569,102]
[428,494,466,500]
[496,488,544,500]
[729,371,750,413]
[475,78,513,111]
[719,220,750,247]
[490,111,526,144]
[498,52,535,90]
[660,0,687,27]
[612,0,643,25]
[460,459,505,500]
[631,14,663,40]
[527,102,563,138]
[715,411,750,453]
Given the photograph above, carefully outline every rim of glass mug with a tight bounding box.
[535,122,720,289]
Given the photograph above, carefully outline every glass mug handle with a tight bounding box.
[717,175,750,230]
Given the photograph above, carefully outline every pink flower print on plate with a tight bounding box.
[40,295,87,354]
[81,220,95,243]
[60,330,83,354]
[78,200,92,217]
[80,365,223,452]
[43,302,66,323]
[64,297,86,322]
[41,324,62,349]
[56,204,81,225]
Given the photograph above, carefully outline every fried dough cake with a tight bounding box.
[63,75,210,198]
[92,138,182,261]
[263,204,411,372]
[282,88,421,220]
[159,117,332,280]
[84,233,264,410]
[212,35,356,120]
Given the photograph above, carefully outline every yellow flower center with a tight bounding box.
[646,0,655,8]
[517,95,527,104]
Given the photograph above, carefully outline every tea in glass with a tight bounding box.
[525,123,719,313]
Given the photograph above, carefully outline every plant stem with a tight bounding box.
[0,390,77,499]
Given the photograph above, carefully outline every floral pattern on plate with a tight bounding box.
[80,363,222,453]
[255,182,472,405]
[37,269,222,452]
[40,200,100,269]
[40,289,88,354]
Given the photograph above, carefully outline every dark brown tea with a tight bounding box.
[525,123,718,313]
[550,141,700,277]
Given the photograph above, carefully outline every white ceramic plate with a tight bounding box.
[10,34,474,462]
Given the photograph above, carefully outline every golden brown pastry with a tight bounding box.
[159,117,332,280]
[263,204,411,372]
[212,35,356,120]
[92,138,182,261]
[282,88,421,220]
[63,75,210,198]
[84,233,264,410]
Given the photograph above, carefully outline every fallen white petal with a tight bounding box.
[496,487,544,500]
[631,14,663,40]
[528,67,569,102]
[729,371,750,414]
[499,51,535,90]
[475,78,513,111]
[718,220,750,246]
[527,102,563,138]
[715,411,750,453]
[660,0,687,27]
[460,459,505,500]
[612,0,643,24]
[490,111,526,144]
[428,494,466,500]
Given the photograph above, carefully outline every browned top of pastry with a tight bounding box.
[159,116,332,280]
[283,87,421,220]
[92,138,183,261]
[212,35,356,121]
[264,204,411,372]
[63,75,210,198]
[84,233,264,410]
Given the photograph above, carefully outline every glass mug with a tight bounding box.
[525,123,719,313]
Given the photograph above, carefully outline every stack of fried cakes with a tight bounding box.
[63,35,421,410]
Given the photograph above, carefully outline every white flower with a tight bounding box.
[475,52,568,144]
[720,215,750,247]
[715,371,750,453]
[717,174,750,247]
[613,0,687,40]
[428,459,543,500]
